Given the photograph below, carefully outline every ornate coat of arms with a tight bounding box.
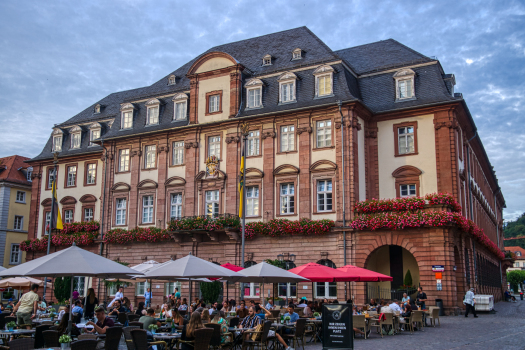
[205,155,220,178]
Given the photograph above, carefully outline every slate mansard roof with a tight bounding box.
[31,26,459,161]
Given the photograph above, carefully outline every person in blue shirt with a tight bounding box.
[283,306,299,323]
[255,305,271,320]
[72,300,83,318]
[144,288,152,307]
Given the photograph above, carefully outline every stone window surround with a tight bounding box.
[312,172,336,215]
[278,77,297,104]
[392,165,422,197]
[205,131,224,161]
[64,163,78,188]
[275,175,298,217]
[13,215,24,231]
[15,191,26,204]
[84,161,97,186]
[166,187,185,223]
[205,90,223,116]
[145,98,161,126]
[142,142,159,170]
[393,69,416,101]
[62,206,75,224]
[393,121,418,157]
[172,93,188,121]
[112,193,130,227]
[246,126,263,159]
[10,244,21,265]
[313,65,335,98]
[82,205,95,222]
[139,190,157,226]
[312,115,335,151]
[202,187,222,217]
[245,177,263,219]
[116,146,132,174]
[69,126,82,149]
[120,103,135,130]
[170,139,186,167]
[245,78,264,109]
[276,119,298,155]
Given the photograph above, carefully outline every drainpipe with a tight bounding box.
[97,141,109,300]
[337,101,347,300]
[466,132,478,285]
[495,188,503,286]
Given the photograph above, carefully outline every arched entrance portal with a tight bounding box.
[366,245,420,301]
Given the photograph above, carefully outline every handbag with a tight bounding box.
[251,323,264,341]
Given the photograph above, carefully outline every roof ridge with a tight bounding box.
[335,38,395,52]
[387,38,431,60]
[209,26,308,50]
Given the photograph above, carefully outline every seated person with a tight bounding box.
[86,307,114,334]
[139,308,161,330]
[297,297,307,308]
[283,306,300,323]
[72,300,84,318]
[401,293,410,306]
[108,300,126,316]
[56,312,80,336]
[303,302,314,317]
[236,302,249,318]
[265,299,274,310]
[388,300,402,313]
[58,305,69,321]
[254,305,271,320]
[181,312,204,350]
[238,307,261,330]
[369,299,378,307]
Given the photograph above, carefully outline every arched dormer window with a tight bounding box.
[245,78,264,109]
[394,69,416,101]
[262,54,272,66]
[313,65,334,98]
[94,104,101,114]
[172,93,188,121]
[120,103,135,129]
[88,122,102,147]
[516,251,522,257]
[277,72,297,104]
[145,98,160,125]
[51,128,63,152]
[69,125,82,149]
[168,75,176,85]
[292,48,303,60]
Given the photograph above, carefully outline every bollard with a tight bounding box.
[520,292,523,301]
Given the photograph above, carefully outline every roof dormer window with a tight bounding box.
[120,103,135,130]
[245,78,264,109]
[89,122,102,146]
[394,69,416,101]
[94,104,101,114]
[69,125,82,149]
[51,128,63,152]
[292,48,302,60]
[277,72,298,104]
[313,65,335,98]
[145,98,160,125]
[172,93,188,121]
[168,75,176,86]
[262,54,272,66]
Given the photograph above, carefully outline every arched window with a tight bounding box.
[315,259,337,299]
[278,260,297,298]
[243,261,259,297]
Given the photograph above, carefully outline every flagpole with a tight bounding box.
[43,152,59,301]
[240,122,249,301]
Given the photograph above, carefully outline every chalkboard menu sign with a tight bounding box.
[322,303,353,350]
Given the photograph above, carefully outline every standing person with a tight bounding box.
[108,286,124,308]
[11,283,39,329]
[416,287,428,310]
[72,290,80,301]
[144,288,152,308]
[464,288,478,318]
[84,288,98,319]
[174,287,181,299]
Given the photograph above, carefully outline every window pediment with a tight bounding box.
[245,78,264,87]
[165,176,186,187]
[111,182,131,192]
[172,93,188,101]
[89,122,102,130]
[392,165,422,178]
[393,69,415,78]
[120,103,135,111]
[145,98,161,106]
[245,168,264,179]
[277,72,298,82]
[69,125,82,133]
[273,164,300,176]
[60,196,77,205]
[310,160,337,173]
[79,194,97,203]
[52,128,64,135]
[313,65,334,75]
[138,179,158,189]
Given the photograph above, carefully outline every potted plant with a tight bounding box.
[166,317,173,327]
[6,321,16,331]
[284,315,291,325]
[229,311,237,317]
[313,312,320,319]
[148,324,158,334]
[49,310,56,321]
[59,334,72,349]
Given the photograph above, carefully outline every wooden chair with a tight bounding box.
[427,308,440,327]
[270,310,280,319]
[103,326,123,349]
[129,321,143,329]
[42,330,60,347]
[118,312,129,325]
[294,308,303,316]
[130,329,167,350]
[205,323,222,350]
[282,318,307,350]
[128,314,140,322]
[123,326,140,350]
[0,338,34,350]
[352,315,368,339]
[369,313,394,338]
[177,327,214,350]
[71,339,99,350]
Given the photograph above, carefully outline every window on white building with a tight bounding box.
[116,198,127,225]
[142,195,154,224]
[170,193,182,219]
[316,120,332,148]
[208,136,221,159]
[400,184,416,197]
[246,186,259,217]
[86,163,96,185]
[10,244,21,265]
[208,95,220,113]
[247,131,260,156]
[144,145,156,169]
[398,126,415,154]
[14,216,23,230]
[205,190,219,217]
[280,126,294,152]
[119,149,130,172]
[280,183,295,215]
[67,166,77,187]
[317,180,333,212]
[84,208,94,222]
[64,210,74,223]
[172,141,184,165]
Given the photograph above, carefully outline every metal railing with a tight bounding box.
[367,284,417,301]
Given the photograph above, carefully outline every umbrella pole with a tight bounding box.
[311,282,314,303]
[68,276,74,335]
[189,278,192,309]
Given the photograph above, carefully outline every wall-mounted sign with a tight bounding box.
[435,272,442,279]
[432,265,445,272]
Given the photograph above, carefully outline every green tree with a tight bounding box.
[507,270,525,292]
[54,277,71,303]
[265,259,285,269]
[403,269,413,287]
[200,281,222,304]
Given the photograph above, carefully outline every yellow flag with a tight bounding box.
[52,180,63,230]
[238,149,245,218]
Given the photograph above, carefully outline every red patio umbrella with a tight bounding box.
[216,263,243,303]
[288,263,349,302]
[336,265,393,282]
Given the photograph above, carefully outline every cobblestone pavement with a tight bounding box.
[301,301,525,350]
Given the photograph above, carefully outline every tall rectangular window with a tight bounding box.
[48,168,56,189]
[142,195,154,224]
[209,95,220,113]
[64,209,74,223]
[147,106,159,125]
[398,126,415,154]
[247,88,261,108]
[53,136,62,152]
[172,141,184,165]
[144,145,156,169]
[15,191,26,203]
[317,180,333,212]
[398,79,413,99]
[10,244,20,265]
[116,198,127,225]
[174,101,187,120]
[67,166,77,187]
[280,126,294,152]
[246,186,259,217]
[400,184,416,197]
[208,136,221,159]
[44,211,51,235]
[122,111,133,129]
[170,193,183,219]
[316,120,332,148]
[90,129,100,146]
[13,216,23,230]
[71,133,81,149]
[280,183,295,215]
[119,149,130,172]
[86,163,96,185]
[205,190,219,217]
[84,208,94,222]
[317,75,332,96]
[281,82,295,102]
[247,131,260,156]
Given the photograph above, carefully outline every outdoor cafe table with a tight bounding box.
[154,332,181,349]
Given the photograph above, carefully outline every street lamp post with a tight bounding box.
[43,152,59,301]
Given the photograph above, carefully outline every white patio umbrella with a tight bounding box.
[236,262,310,305]
[0,243,142,334]
[142,253,243,303]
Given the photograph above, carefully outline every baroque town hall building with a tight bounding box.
[26,27,506,313]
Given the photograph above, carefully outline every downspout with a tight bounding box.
[97,140,109,300]
[466,132,478,285]
[337,101,347,300]
[495,188,503,286]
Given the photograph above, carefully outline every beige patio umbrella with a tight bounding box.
[0,277,52,288]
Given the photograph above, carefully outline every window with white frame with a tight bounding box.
[64,210,74,223]
[280,126,294,152]
[26,167,32,182]
[398,126,415,154]
[316,120,332,147]
[247,131,260,156]
[10,244,21,265]
[205,190,219,217]
[67,166,77,187]
[168,75,176,85]
[135,281,150,296]
[280,183,295,215]
[262,55,272,66]
[73,277,85,297]
[144,145,156,169]
[119,149,130,172]
[174,101,187,120]
[280,81,295,103]
[44,211,51,235]
[278,283,297,298]
[164,282,181,296]
[400,184,416,197]
[317,75,332,96]
[86,163,96,185]
[53,136,62,152]
[393,69,416,100]
[247,88,262,108]
[13,216,23,230]
[292,49,302,60]
[315,281,337,298]
[70,133,81,149]
[94,104,101,113]
[121,107,133,129]
[172,141,184,165]
[108,285,117,296]
[84,208,94,222]
[90,129,100,146]
[116,198,127,225]
[397,80,413,99]
[243,283,260,297]
[170,193,183,219]
[48,168,56,189]
[209,94,220,113]
[208,136,220,159]
[317,180,333,212]
[142,195,154,224]
[15,191,25,203]
[246,186,259,217]
[147,105,159,125]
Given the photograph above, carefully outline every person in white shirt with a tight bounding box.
[265,299,274,310]
[108,287,124,308]
[297,297,307,308]
[388,301,402,313]
[464,288,478,318]
[58,305,69,321]
[208,301,218,315]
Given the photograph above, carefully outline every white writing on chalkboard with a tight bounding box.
[328,322,347,333]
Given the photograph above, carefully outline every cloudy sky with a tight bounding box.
[0,0,523,220]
